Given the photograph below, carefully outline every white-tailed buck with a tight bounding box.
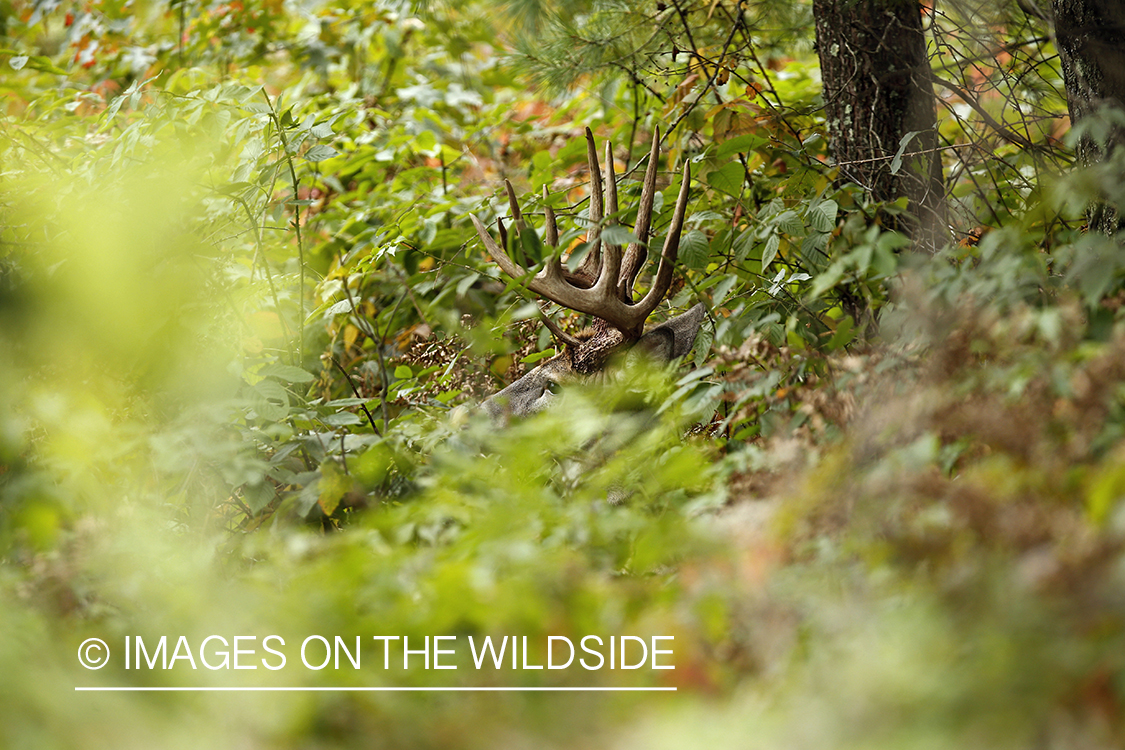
[471,128,705,421]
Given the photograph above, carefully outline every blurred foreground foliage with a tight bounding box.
[1,0,1124,748]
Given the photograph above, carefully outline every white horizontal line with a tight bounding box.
[75,686,676,692]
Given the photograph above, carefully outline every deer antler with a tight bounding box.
[470,127,691,341]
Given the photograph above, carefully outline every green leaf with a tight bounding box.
[394,364,414,379]
[680,230,710,269]
[1,51,65,74]
[510,222,544,267]
[776,210,804,235]
[688,210,726,225]
[600,225,640,246]
[354,443,394,486]
[317,461,350,516]
[876,231,911,253]
[412,130,437,152]
[522,348,559,365]
[889,131,921,175]
[322,411,363,427]
[733,228,758,262]
[716,133,767,158]
[761,234,780,270]
[808,199,838,232]
[324,298,355,316]
[565,240,595,273]
[711,274,738,307]
[250,380,290,421]
[456,271,481,297]
[827,315,856,350]
[706,162,745,195]
[242,482,276,514]
[304,144,337,162]
[259,364,316,383]
[807,259,847,300]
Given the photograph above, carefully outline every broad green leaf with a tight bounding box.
[776,210,804,235]
[733,228,758,262]
[317,461,350,516]
[716,133,767,158]
[706,162,745,195]
[511,223,544,267]
[689,210,726,225]
[808,199,838,232]
[600,225,640,246]
[242,482,275,514]
[680,230,710,269]
[250,380,290,421]
[324,298,355,316]
[877,231,911,253]
[259,364,316,383]
[304,144,337,162]
[323,411,363,427]
[456,271,480,297]
[807,259,847,300]
[711,274,738,307]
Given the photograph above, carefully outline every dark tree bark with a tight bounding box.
[1052,0,1125,235]
[813,0,946,252]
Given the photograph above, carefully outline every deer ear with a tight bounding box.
[632,303,706,363]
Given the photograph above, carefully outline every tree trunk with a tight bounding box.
[1052,0,1125,235]
[813,0,946,252]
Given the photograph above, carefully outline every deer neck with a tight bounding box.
[570,319,629,375]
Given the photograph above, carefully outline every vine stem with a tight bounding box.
[262,90,307,366]
[233,194,297,365]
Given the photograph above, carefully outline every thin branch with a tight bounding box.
[931,74,1040,150]
[332,357,380,436]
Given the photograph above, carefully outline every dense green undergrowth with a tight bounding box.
[2,0,1124,748]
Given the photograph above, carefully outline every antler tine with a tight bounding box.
[604,140,619,218]
[621,127,661,300]
[538,307,583,348]
[635,157,691,316]
[596,139,623,299]
[494,180,525,264]
[504,180,522,225]
[496,216,508,256]
[574,128,603,283]
[542,186,558,247]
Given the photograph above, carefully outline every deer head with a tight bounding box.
[471,128,705,421]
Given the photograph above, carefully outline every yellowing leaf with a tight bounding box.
[317,461,350,516]
[491,355,513,376]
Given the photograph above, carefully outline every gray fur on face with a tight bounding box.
[482,352,572,422]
